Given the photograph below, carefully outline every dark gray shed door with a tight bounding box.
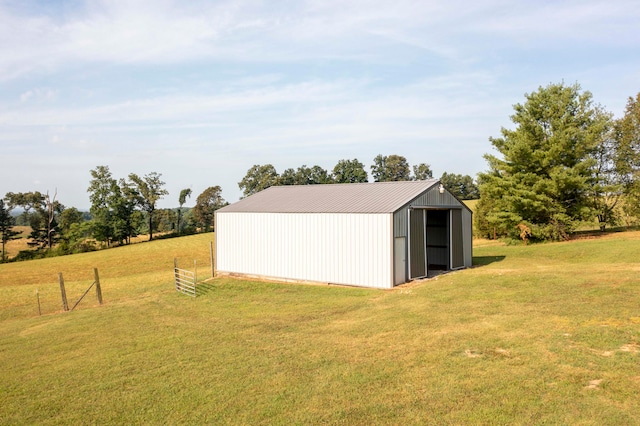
[451,209,464,269]
[409,209,426,279]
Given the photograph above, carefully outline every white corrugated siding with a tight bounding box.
[216,212,393,289]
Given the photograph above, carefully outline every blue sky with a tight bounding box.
[1,0,639,209]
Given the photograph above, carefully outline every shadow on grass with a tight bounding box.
[473,255,506,267]
[196,282,218,296]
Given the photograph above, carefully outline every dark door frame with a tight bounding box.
[407,206,464,280]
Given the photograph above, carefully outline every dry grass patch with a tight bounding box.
[1,230,640,424]
[2,226,31,258]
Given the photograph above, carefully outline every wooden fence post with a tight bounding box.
[174,258,178,290]
[58,272,69,311]
[36,289,41,316]
[94,268,103,305]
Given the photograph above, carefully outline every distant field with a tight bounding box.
[462,198,478,213]
[1,231,639,424]
[1,227,173,260]
[2,226,31,259]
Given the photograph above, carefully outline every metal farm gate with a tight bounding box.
[174,259,197,297]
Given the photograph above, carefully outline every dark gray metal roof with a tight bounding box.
[217,180,440,214]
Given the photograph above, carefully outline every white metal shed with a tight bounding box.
[215,180,473,289]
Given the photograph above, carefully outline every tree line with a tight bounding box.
[0,166,228,261]
[238,155,479,199]
[476,83,640,241]
[5,83,637,258]
[1,157,478,262]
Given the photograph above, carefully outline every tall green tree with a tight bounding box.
[591,126,622,230]
[307,165,333,184]
[88,166,118,246]
[58,207,84,234]
[57,207,97,254]
[5,191,43,226]
[128,172,169,241]
[332,158,368,183]
[440,172,480,200]
[112,179,142,244]
[177,188,192,234]
[278,168,297,185]
[154,209,178,233]
[279,165,332,185]
[614,93,640,223]
[371,154,411,182]
[412,163,433,180]
[0,199,20,262]
[193,186,226,232]
[478,82,611,240]
[239,164,279,197]
[5,191,61,250]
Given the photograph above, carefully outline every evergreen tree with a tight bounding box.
[478,82,611,240]
[0,199,20,262]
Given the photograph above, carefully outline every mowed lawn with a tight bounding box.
[1,232,639,424]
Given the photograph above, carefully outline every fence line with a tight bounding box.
[57,268,104,313]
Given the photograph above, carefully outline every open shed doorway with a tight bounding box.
[408,208,464,280]
[426,210,449,276]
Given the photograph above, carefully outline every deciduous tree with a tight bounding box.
[278,168,297,185]
[279,165,332,185]
[88,165,118,245]
[614,92,640,223]
[239,164,279,197]
[177,188,192,234]
[412,163,433,181]
[332,158,368,183]
[6,190,61,250]
[371,154,411,182]
[440,172,480,200]
[5,191,43,226]
[193,186,226,232]
[591,126,621,230]
[128,172,169,241]
[112,179,142,244]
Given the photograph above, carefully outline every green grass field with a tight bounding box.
[1,232,639,424]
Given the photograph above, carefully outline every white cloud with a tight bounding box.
[2,78,362,126]
[1,0,639,208]
[2,0,639,81]
[19,88,58,103]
